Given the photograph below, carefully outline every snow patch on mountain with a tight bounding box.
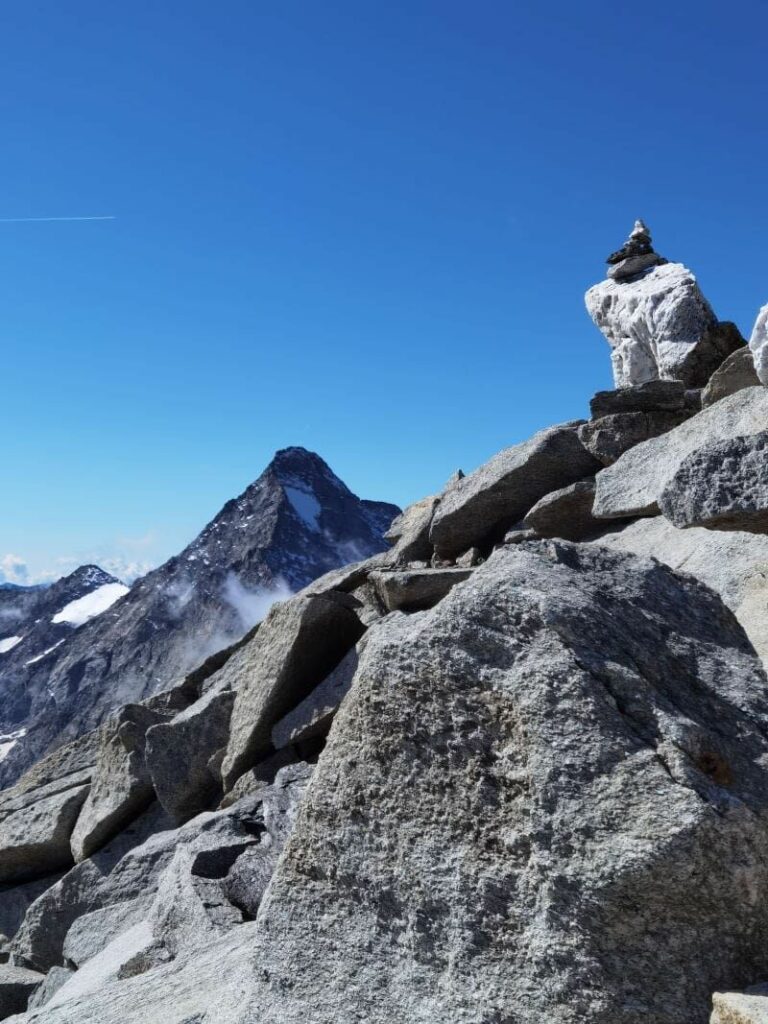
[26,639,66,665]
[0,636,22,654]
[52,582,129,627]
[0,727,26,762]
[285,486,322,531]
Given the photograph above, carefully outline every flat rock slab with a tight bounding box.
[579,409,692,465]
[145,685,236,825]
[242,541,768,1024]
[590,380,691,417]
[523,478,601,540]
[70,705,167,863]
[383,495,439,564]
[593,387,768,518]
[659,432,768,532]
[711,991,768,1023]
[429,421,599,557]
[585,262,741,388]
[271,647,360,749]
[220,592,364,790]
[702,348,760,408]
[0,783,89,884]
[0,964,43,1017]
[370,567,472,612]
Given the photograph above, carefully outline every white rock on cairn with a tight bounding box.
[585,223,741,388]
[749,303,768,385]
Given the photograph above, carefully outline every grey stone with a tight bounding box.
[145,684,236,825]
[224,762,312,919]
[429,421,599,557]
[3,922,258,1024]
[220,593,364,791]
[593,386,768,519]
[579,409,693,465]
[586,261,743,388]
[370,567,473,612]
[591,515,768,669]
[242,541,768,1024]
[383,496,439,564]
[522,478,601,539]
[658,432,768,532]
[702,347,760,407]
[0,964,43,1017]
[0,877,62,942]
[25,967,73,1011]
[0,782,89,884]
[63,898,150,967]
[589,380,690,418]
[606,251,664,280]
[455,546,483,567]
[271,647,360,749]
[70,705,168,862]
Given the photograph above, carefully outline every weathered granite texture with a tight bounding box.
[241,542,768,1024]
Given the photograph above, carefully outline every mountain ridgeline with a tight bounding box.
[0,448,399,786]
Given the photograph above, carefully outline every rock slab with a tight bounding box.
[593,386,768,518]
[242,541,768,1024]
[429,421,599,557]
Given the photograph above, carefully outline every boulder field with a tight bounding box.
[4,232,768,1021]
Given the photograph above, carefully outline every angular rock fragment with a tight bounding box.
[220,593,364,791]
[0,964,43,1017]
[0,782,89,884]
[578,410,693,465]
[63,898,150,967]
[370,567,472,612]
[593,387,768,519]
[522,478,600,539]
[145,684,236,825]
[70,705,168,863]
[272,647,359,749]
[658,432,768,532]
[25,967,73,1011]
[383,495,439,564]
[702,347,760,407]
[589,379,691,417]
[243,542,768,1024]
[586,260,742,388]
[429,421,599,557]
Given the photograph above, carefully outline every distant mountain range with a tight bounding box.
[0,447,399,785]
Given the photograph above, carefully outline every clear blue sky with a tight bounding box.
[2,0,767,582]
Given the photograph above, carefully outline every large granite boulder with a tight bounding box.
[702,347,760,408]
[271,650,359,750]
[220,593,364,791]
[145,683,236,825]
[522,478,601,539]
[0,782,89,884]
[749,304,768,385]
[383,495,439,564]
[592,515,768,668]
[585,262,742,388]
[241,541,768,1024]
[711,988,768,1023]
[658,432,768,532]
[593,386,768,519]
[429,422,599,558]
[70,705,167,862]
[369,567,472,612]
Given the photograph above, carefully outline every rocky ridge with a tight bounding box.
[4,229,768,1021]
[0,448,399,788]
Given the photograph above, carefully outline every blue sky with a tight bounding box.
[2,1,767,582]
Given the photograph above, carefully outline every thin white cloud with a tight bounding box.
[0,215,115,223]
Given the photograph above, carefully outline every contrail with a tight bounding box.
[0,215,115,223]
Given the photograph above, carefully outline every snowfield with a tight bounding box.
[0,636,22,654]
[52,582,129,627]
